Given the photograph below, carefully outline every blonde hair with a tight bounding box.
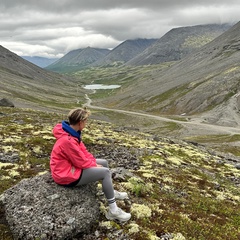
[67,107,91,125]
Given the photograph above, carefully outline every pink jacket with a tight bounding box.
[50,123,97,185]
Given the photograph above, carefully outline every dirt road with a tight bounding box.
[84,95,240,137]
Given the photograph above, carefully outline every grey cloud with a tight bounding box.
[2,0,240,11]
[0,0,239,57]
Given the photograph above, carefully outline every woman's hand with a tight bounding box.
[96,164,103,167]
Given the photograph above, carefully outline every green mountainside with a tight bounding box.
[46,47,110,73]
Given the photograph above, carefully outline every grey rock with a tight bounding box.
[235,164,240,170]
[0,172,99,240]
[0,98,14,107]
[0,152,20,163]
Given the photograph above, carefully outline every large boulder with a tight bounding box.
[0,172,100,240]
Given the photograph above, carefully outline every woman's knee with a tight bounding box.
[103,167,111,177]
[96,158,109,168]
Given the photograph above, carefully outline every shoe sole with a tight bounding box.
[105,213,131,222]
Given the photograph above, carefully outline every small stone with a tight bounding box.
[235,164,240,170]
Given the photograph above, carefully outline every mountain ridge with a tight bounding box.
[90,38,157,67]
[126,23,232,66]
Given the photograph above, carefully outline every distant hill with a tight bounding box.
[98,22,240,127]
[46,47,110,73]
[91,38,157,67]
[21,56,59,68]
[0,45,86,110]
[126,24,232,66]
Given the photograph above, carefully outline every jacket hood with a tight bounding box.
[52,121,81,142]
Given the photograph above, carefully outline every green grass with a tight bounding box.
[184,134,240,156]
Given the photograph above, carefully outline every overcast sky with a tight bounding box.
[0,0,239,58]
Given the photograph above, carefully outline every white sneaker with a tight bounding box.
[114,190,129,200]
[106,207,131,222]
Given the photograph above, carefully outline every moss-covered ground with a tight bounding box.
[0,107,239,240]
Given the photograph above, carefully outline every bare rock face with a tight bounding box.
[0,172,99,240]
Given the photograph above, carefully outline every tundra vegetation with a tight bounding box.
[0,106,239,240]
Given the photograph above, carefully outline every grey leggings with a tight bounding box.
[76,159,114,200]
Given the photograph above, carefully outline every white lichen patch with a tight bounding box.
[161,185,173,191]
[8,169,20,177]
[182,149,207,160]
[128,176,145,184]
[21,124,34,129]
[138,168,158,179]
[187,180,198,186]
[0,176,11,180]
[131,203,152,219]
[214,190,240,203]
[42,135,55,140]
[167,156,183,166]
[123,175,150,185]
[33,130,51,135]
[223,163,240,175]
[142,160,153,167]
[3,136,22,143]
[128,222,140,234]
[150,204,164,214]
[32,146,42,154]
[172,232,186,240]
[179,213,192,222]
[227,193,240,202]
[99,202,107,214]
[0,162,14,168]
[2,145,14,153]
[99,221,113,229]
[37,171,48,175]
[151,156,166,166]
[215,191,226,201]
[0,162,19,178]
[224,66,239,74]
[190,175,202,181]
[203,164,215,170]
[142,172,157,179]
[162,176,174,183]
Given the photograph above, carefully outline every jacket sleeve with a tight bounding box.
[80,142,96,161]
[63,139,97,169]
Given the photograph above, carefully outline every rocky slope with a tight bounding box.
[126,24,232,66]
[0,45,88,110]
